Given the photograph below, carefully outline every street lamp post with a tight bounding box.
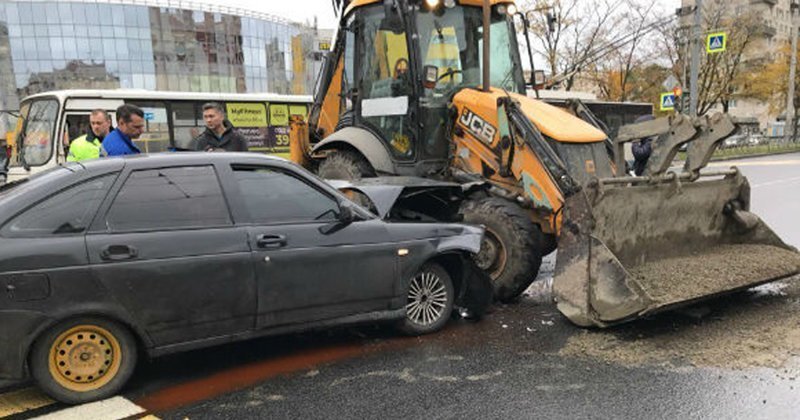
[786,0,799,142]
[689,0,702,116]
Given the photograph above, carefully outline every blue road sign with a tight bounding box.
[660,93,676,111]
[707,32,727,54]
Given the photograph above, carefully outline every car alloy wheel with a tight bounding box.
[407,270,449,326]
[398,263,454,335]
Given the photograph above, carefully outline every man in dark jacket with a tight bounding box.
[631,114,655,176]
[193,102,249,152]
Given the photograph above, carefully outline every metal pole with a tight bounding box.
[689,0,702,116]
[482,0,491,92]
[786,3,798,142]
[516,12,539,98]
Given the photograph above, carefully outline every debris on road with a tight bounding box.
[558,278,800,369]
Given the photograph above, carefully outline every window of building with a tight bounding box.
[2,174,116,237]
[233,167,339,224]
[105,166,231,232]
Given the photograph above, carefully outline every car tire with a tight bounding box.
[398,263,455,336]
[30,317,138,404]
[317,150,375,181]
[461,197,543,303]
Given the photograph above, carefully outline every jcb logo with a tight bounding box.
[459,109,497,144]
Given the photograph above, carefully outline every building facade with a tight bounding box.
[0,0,329,139]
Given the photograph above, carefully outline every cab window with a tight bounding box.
[357,5,415,159]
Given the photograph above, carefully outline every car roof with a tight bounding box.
[75,152,289,172]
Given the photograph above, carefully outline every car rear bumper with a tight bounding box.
[0,310,49,380]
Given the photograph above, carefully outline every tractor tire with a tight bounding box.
[317,150,375,181]
[461,197,544,303]
[30,317,138,404]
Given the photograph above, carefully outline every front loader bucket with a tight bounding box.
[553,170,800,327]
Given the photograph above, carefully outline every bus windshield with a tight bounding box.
[11,99,59,168]
[416,5,525,97]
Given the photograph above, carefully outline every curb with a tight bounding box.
[709,148,800,162]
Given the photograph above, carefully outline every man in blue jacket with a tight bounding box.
[103,104,145,156]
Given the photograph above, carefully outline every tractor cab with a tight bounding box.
[309,0,525,177]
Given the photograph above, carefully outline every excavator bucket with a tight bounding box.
[553,115,800,327]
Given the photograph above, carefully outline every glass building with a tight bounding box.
[0,0,326,139]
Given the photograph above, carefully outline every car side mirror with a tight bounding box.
[338,202,355,224]
[319,203,356,235]
[423,65,439,89]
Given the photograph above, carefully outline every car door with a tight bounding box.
[0,173,116,310]
[227,164,399,329]
[86,165,256,346]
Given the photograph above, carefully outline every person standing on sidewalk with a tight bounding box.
[193,102,249,152]
[103,104,145,156]
[67,109,112,162]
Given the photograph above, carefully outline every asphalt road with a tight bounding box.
[4,153,800,419]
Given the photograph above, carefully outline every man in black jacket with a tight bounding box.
[193,102,249,152]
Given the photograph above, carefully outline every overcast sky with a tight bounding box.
[200,0,682,30]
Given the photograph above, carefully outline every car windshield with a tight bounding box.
[416,5,524,97]
[10,99,59,168]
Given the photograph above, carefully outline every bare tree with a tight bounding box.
[583,0,663,102]
[519,0,624,90]
[658,5,764,115]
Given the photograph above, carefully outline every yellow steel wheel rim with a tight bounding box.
[47,324,123,392]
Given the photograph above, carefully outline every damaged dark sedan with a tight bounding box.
[0,153,491,404]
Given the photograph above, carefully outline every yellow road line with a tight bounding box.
[0,387,55,417]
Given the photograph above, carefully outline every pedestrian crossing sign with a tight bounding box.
[660,93,676,111]
[706,32,727,54]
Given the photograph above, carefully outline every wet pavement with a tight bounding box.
[3,153,800,419]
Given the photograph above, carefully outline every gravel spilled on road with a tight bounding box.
[630,244,800,305]
[558,277,800,370]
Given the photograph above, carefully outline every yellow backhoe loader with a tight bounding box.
[289,0,800,327]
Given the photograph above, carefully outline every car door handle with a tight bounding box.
[256,234,287,249]
[100,245,139,261]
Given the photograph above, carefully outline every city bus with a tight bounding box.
[6,90,312,182]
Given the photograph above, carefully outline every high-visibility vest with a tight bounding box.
[67,135,102,162]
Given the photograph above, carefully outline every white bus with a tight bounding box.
[6,89,312,182]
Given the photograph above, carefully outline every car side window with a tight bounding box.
[2,174,116,237]
[233,167,340,224]
[105,166,231,232]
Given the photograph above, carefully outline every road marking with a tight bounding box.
[752,176,800,188]
[32,396,146,420]
[708,159,800,167]
[0,387,55,417]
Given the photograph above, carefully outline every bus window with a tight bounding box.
[65,114,90,143]
[172,102,204,151]
[11,99,59,168]
[125,101,170,153]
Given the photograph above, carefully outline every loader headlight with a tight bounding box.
[425,0,441,9]
[497,4,517,16]
[444,0,456,8]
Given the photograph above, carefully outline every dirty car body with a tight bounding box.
[0,153,491,389]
